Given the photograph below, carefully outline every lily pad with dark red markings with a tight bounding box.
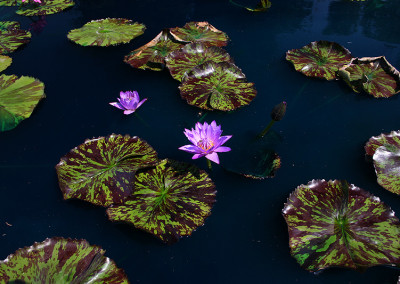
[165,42,233,81]
[286,40,352,80]
[67,18,145,47]
[56,134,158,207]
[0,237,129,283]
[373,144,400,195]
[106,159,216,243]
[282,179,400,272]
[0,55,11,72]
[365,130,400,156]
[338,56,400,98]
[179,61,257,111]
[0,21,31,54]
[16,0,75,16]
[0,0,18,6]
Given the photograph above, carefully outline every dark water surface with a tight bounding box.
[1,0,400,283]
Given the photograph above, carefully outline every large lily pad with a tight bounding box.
[365,130,400,156]
[0,55,11,72]
[373,144,400,195]
[179,61,257,111]
[0,74,45,132]
[282,179,400,272]
[56,134,159,207]
[338,56,400,98]
[16,0,75,16]
[286,40,352,80]
[67,18,145,47]
[0,237,129,283]
[165,42,233,81]
[106,159,216,243]
[0,21,31,54]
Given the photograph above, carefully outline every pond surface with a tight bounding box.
[1,0,400,283]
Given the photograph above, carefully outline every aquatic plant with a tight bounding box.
[0,21,31,54]
[22,0,41,3]
[229,0,271,12]
[109,90,147,115]
[259,101,287,137]
[0,55,11,72]
[16,0,75,16]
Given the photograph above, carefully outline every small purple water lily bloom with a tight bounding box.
[109,90,147,115]
[179,121,232,164]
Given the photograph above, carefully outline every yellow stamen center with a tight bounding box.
[197,139,214,151]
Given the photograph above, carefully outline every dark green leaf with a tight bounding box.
[0,55,11,72]
[16,0,74,16]
[0,21,31,54]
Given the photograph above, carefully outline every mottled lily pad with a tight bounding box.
[67,18,145,47]
[0,0,18,6]
[338,56,400,98]
[365,130,400,156]
[0,55,11,72]
[170,21,229,47]
[282,179,400,272]
[286,40,352,80]
[165,42,233,81]
[179,61,257,111]
[0,21,31,54]
[0,74,45,132]
[107,159,216,243]
[16,0,75,16]
[373,144,400,195]
[56,134,159,207]
[0,237,129,283]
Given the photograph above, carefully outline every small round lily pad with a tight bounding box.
[373,144,400,195]
[0,55,12,72]
[16,0,75,16]
[0,21,31,54]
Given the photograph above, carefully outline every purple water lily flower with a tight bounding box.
[109,90,147,115]
[179,121,232,164]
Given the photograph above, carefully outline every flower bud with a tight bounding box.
[270,101,287,121]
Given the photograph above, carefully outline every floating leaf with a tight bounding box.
[282,179,400,272]
[286,40,352,80]
[0,74,45,132]
[0,55,11,72]
[0,237,129,283]
[229,0,271,12]
[67,18,145,47]
[373,144,400,195]
[0,21,31,54]
[0,0,18,6]
[107,159,216,243]
[338,56,400,98]
[165,42,233,81]
[170,21,229,47]
[179,61,256,111]
[56,134,159,207]
[124,29,184,71]
[16,0,75,16]
[365,130,400,156]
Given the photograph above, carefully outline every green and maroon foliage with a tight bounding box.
[124,29,184,71]
[0,21,31,54]
[338,56,400,98]
[0,55,11,72]
[67,18,145,47]
[0,0,17,6]
[56,134,159,207]
[165,42,233,81]
[282,179,400,272]
[0,74,45,132]
[286,40,352,80]
[106,159,216,243]
[365,130,400,156]
[170,21,229,47]
[16,0,75,16]
[179,61,257,111]
[0,237,129,283]
[373,144,400,195]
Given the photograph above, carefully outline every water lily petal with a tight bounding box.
[192,153,205,159]
[137,98,147,108]
[123,109,135,115]
[109,102,125,110]
[178,144,201,154]
[206,152,220,164]
[217,135,232,146]
[214,146,231,153]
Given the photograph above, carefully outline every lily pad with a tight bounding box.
[0,237,129,283]
[67,18,145,47]
[0,74,45,132]
[106,159,216,243]
[286,40,352,80]
[179,61,257,111]
[282,179,400,272]
[373,144,400,195]
[338,56,400,98]
[165,42,233,81]
[16,0,75,16]
[56,134,159,207]
[0,0,18,6]
[0,55,11,72]
[365,130,400,156]
[0,21,31,54]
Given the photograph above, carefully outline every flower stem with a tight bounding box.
[207,159,212,170]
[258,120,276,138]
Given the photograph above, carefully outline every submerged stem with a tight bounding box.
[207,159,212,170]
[258,120,276,138]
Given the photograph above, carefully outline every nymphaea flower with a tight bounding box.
[109,90,147,115]
[179,121,232,164]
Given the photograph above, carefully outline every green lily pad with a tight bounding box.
[282,179,400,272]
[0,237,129,283]
[338,56,400,98]
[56,134,159,207]
[0,74,45,132]
[178,61,257,111]
[67,18,145,47]
[0,21,31,54]
[106,159,216,243]
[0,55,11,72]
[0,0,18,6]
[365,130,400,156]
[373,144,400,195]
[16,0,75,16]
[165,42,233,81]
[170,21,229,47]
[286,40,352,80]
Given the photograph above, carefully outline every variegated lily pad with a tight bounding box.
[282,179,400,272]
[286,40,352,80]
[165,42,233,81]
[106,159,216,243]
[0,237,129,283]
[67,18,145,47]
[179,61,257,111]
[16,0,75,16]
[0,0,18,6]
[0,55,11,72]
[0,21,31,54]
[338,56,400,98]
[365,130,400,156]
[56,134,159,207]
[0,74,45,132]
